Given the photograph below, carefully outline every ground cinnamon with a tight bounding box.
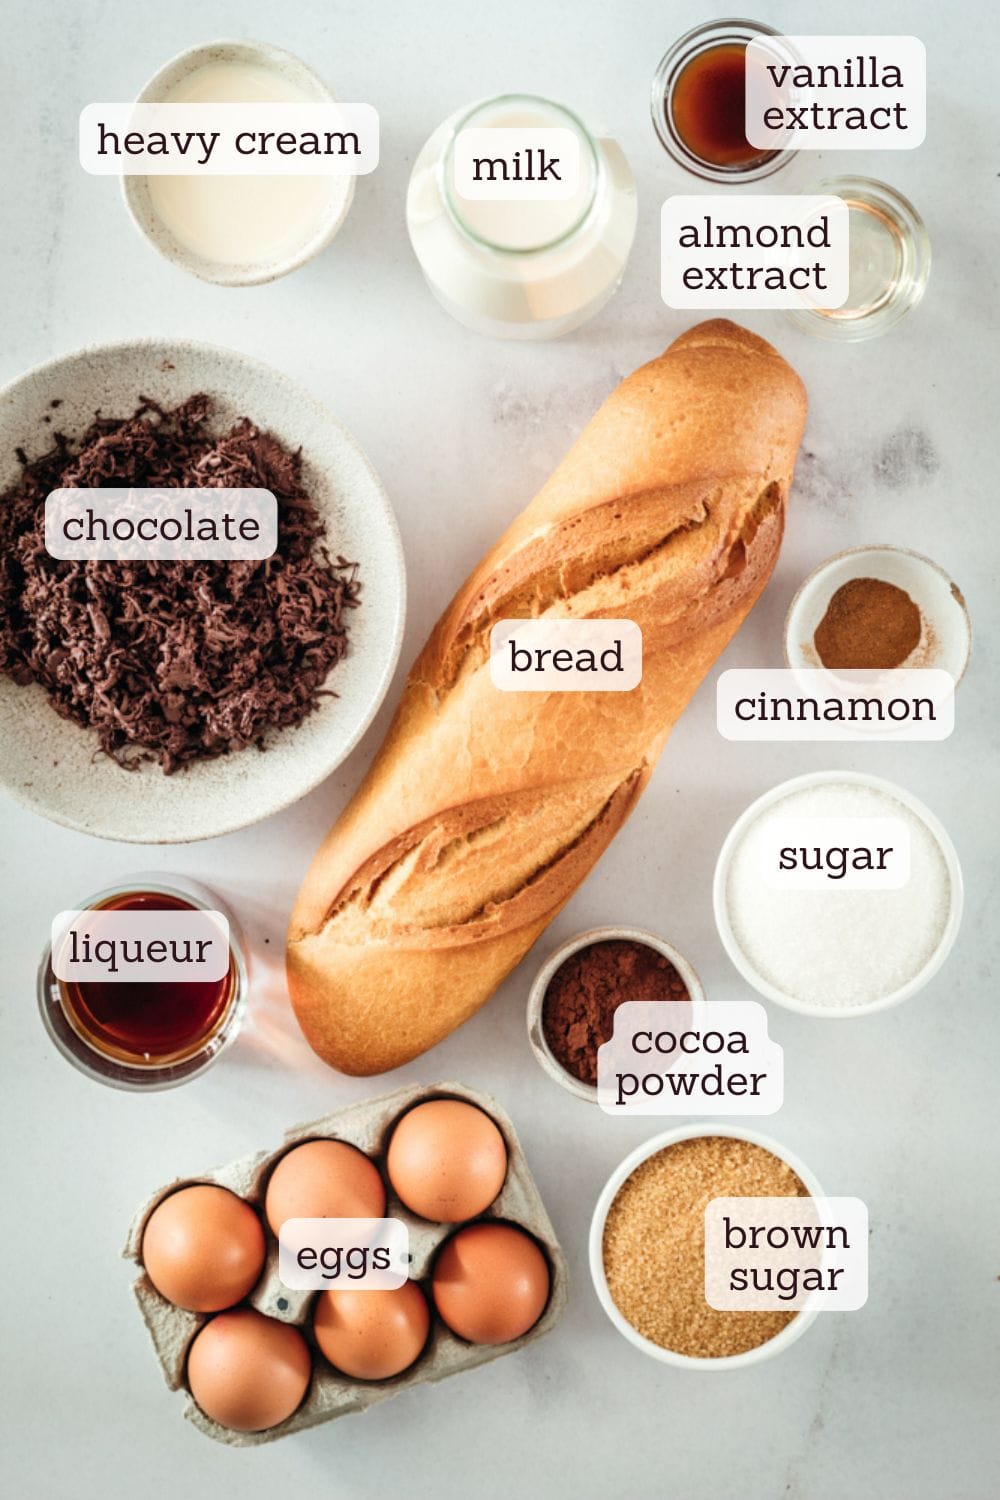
[541,939,689,1086]
[813,576,921,670]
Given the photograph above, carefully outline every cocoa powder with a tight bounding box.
[541,939,689,1086]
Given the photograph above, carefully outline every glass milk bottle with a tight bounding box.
[406,93,637,339]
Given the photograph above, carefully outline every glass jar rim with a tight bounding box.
[441,92,603,255]
[802,174,929,236]
[650,18,794,184]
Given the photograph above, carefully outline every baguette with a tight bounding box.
[287,320,807,1074]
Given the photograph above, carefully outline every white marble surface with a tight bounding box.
[2,2,998,1497]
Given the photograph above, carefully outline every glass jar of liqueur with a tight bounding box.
[652,19,794,183]
[38,876,247,1090]
[786,178,931,341]
[406,93,637,339]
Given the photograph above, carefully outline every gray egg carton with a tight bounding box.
[123,1080,568,1445]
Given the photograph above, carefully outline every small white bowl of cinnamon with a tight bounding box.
[784,544,972,683]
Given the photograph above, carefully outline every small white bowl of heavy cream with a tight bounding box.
[713,771,963,1017]
[123,40,354,285]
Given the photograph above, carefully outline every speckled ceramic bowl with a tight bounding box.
[0,339,406,842]
[123,39,356,286]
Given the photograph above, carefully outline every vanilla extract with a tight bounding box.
[764,55,906,89]
[761,100,909,132]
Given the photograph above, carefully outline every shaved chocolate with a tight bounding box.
[0,396,360,773]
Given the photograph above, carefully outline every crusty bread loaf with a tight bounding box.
[287,320,807,1074]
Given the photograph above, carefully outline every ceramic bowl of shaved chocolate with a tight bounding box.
[0,340,405,841]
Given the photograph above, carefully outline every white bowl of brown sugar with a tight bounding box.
[589,1124,825,1370]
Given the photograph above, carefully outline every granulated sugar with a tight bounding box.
[726,781,952,1008]
[602,1135,806,1359]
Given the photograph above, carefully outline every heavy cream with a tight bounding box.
[146,60,339,269]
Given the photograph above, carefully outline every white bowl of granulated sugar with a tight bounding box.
[713,770,963,1017]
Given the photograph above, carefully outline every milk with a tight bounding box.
[147,61,335,267]
[407,94,637,339]
[447,101,597,252]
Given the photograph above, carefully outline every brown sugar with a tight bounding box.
[602,1135,807,1359]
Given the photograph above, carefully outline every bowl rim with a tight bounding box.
[0,335,407,843]
[588,1121,824,1370]
[712,769,964,1017]
[526,925,706,1103]
[782,543,972,685]
[121,37,356,287]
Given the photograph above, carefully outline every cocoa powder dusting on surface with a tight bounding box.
[0,396,360,773]
[542,939,689,1086]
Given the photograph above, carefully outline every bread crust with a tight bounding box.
[287,320,807,1075]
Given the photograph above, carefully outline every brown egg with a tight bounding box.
[432,1223,550,1345]
[187,1308,311,1432]
[265,1139,386,1234]
[386,1099,507,1222]
[313,1281,430,1380]
[142,1185,265,1313]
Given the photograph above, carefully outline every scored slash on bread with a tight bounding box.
[287,319,807,1075]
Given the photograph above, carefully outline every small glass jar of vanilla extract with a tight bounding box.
[38,875,247,1091]
[651,19,795,183]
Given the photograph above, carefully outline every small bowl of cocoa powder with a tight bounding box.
[527,926,703,1102]
[784,544,972,683]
